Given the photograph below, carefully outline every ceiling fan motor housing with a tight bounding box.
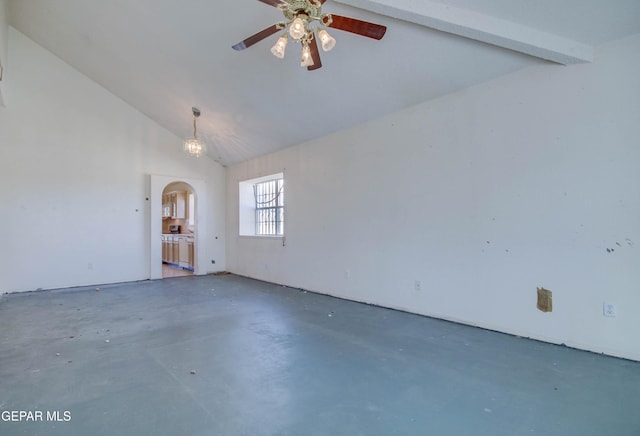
[282,0,322,21]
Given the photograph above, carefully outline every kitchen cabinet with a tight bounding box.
[178,238,189,269]
[188,240,194,268]
[176,236,195,270]
[161,235,172,263]
[174,191,186,219]
[162,203,171,218]
[162,191,187,219]
[172,237,179,263]
[162,234,194,271]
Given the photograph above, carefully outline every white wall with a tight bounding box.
[226,34,640,361]
[0,28,226,293]
[0,0,8,106]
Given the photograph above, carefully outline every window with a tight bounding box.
[188,193,195,226]
[239,173,284,237]
[254,178,284,235]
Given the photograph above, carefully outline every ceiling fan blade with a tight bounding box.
[326,14,387,40]
[257,0,286,7]
[232,24,283,51]
[307,33,322,71]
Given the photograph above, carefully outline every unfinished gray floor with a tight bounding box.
[1,275,639,436]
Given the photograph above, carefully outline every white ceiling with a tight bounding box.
[8,0,640,165]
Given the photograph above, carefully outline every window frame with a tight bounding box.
[238,173,285,238]
[253,178,284,236]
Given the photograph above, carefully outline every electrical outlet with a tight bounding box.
[603,302,617,318]
[414,280,422,291]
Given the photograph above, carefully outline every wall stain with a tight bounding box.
[606,239,634,253]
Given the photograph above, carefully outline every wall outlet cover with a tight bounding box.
[603,302,617,317]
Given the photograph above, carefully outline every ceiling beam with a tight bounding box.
[334,0,594,64]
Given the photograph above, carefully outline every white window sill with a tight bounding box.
[238,235,284,239]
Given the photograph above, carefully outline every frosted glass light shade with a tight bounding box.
[318,29,336,52]
[300,44,314,67]
[289,17,307,40]
[271,36,288,59]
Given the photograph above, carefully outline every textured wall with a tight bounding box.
[227,34,640,361]
[0,29,226,292]
[0,0,8,106]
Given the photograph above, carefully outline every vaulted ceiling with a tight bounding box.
[8,0,640,165]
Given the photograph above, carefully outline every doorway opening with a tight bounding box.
[161,182,196,278]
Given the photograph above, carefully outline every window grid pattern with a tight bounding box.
[254,178,284,236]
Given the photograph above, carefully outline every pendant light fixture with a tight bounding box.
[184,107,206,158]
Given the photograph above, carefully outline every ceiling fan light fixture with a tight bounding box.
[318,29,336,52]
[300,43,314,67]
[289,17,307,40]
[232,1,387,71]
[184,107,206,158]
[270,35,288,59]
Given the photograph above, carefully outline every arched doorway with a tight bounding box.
[149,175,207,280]
[161,182,195,278]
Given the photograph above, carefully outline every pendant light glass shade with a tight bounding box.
[184,138,205,157]
[184,107,206,158]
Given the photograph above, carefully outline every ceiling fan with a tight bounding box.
[232,0,387,71]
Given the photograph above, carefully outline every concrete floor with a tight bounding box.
[1,275,639,436]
